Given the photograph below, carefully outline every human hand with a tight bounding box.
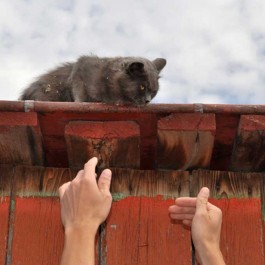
[168,188,225,265]
[59,157,112,233]
[59,157,112,265]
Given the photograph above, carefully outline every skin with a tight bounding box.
[168,187,226,265]
[59,157,112,265]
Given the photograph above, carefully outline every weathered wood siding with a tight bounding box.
[0,166,264,265]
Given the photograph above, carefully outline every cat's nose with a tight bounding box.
[145,95,152,104]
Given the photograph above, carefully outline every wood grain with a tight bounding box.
[157,113,216,170]
[231,115,265,171]
[210,114,240,170]
[42,167,74,195]
[191,170,262,198]
[65,121,140,169]
[0,112,44,166]
[110,168,190,197]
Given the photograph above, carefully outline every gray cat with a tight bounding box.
[20,56,166,105]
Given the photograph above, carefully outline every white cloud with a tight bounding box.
[0,0,265,104]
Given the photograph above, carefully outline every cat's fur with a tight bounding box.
[20,56,166,105]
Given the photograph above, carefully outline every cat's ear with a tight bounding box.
[127,62,145,76]
[153,58,166,73]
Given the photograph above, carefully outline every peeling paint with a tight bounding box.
[110,224,117,230]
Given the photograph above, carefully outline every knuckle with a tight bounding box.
[217,207,222,217]
[195,211,205,219]
[71,177,79,185]
[79,178,90,187]
[105,192,113,201]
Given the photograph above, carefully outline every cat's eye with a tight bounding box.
[140,85,145,91]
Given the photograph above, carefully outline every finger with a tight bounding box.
[168,205,196,215]
[169,213,195,220]
[196,187,210,214]
[175,197,197,207]
[83,157,98,182]
[183,220,192,226]
[98,169,112,195]
[58,182,71,199]
[72,169,84,182]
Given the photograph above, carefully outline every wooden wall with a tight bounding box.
[0,165,264,265]
[1,103,265,264]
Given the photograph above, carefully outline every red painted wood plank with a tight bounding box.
[236,115,265,131]
[0,112,38,126]
[65,121,140,169]
[0,197,9,264]
[157,113,216,170]
[11,197,64,265]
[0,165,12,265]
[101,197,140,264]
[38,112,144,168]
[158,113,216,131]
[139,197,191,265]
[103,196,191,265]
[211,198,264,265]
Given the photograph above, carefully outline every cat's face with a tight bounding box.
[116,58,166,105]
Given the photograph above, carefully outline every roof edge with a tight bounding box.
[0,100,265,114]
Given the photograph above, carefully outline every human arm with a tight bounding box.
[59,157,112,265]
[168,187,225,265]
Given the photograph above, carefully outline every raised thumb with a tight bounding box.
[196,187,210,213]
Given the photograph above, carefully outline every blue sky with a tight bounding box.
[0,0,265,104]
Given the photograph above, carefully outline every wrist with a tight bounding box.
[60,225,98,265]
[64,223,99,239]
[198,244,225,265]
[196,244,225,265]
